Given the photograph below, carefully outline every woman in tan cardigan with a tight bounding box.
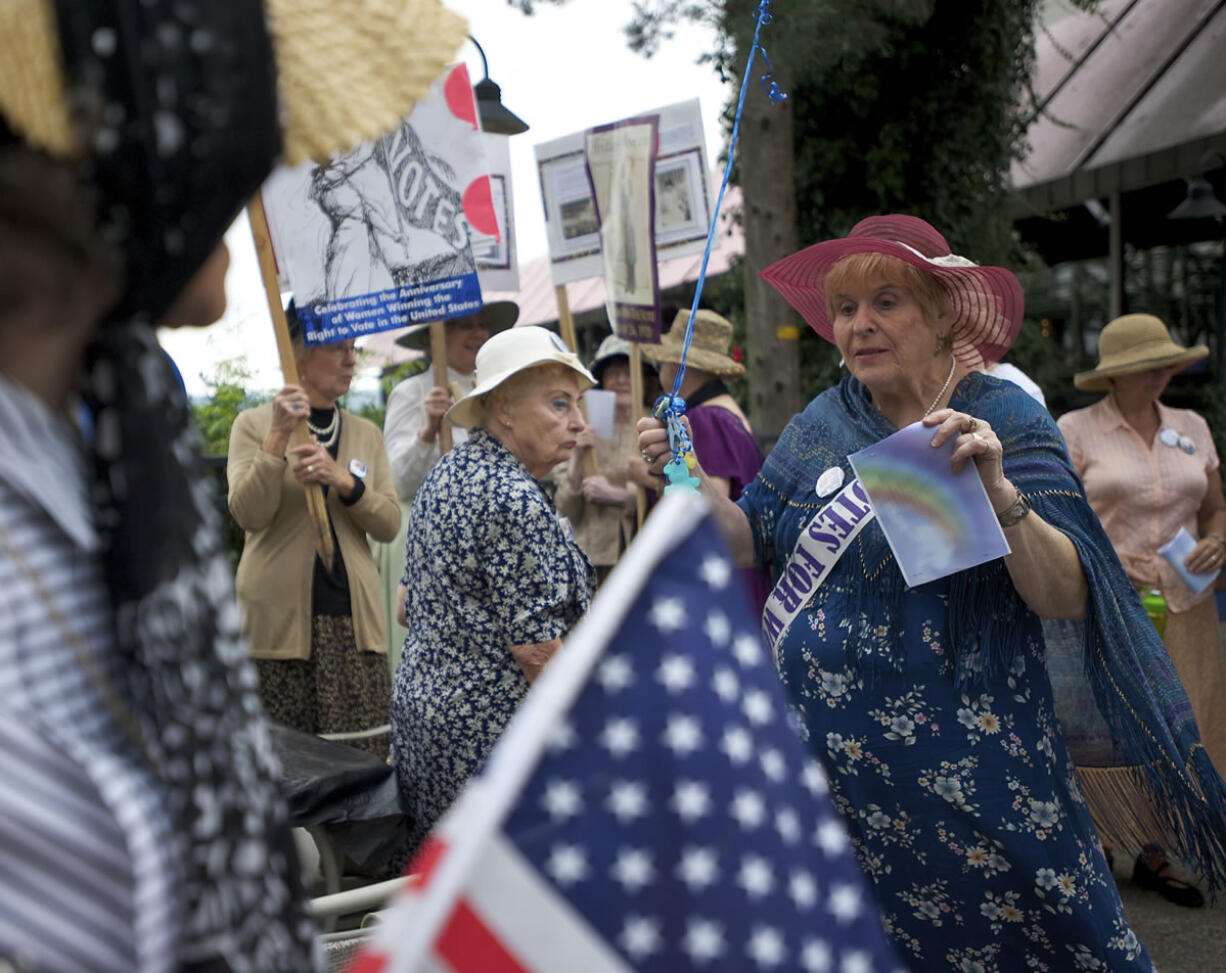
[228,312,400,755]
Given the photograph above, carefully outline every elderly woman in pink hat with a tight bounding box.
[639,215,1226,970]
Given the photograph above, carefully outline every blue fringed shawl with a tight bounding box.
[740,371,1226,890]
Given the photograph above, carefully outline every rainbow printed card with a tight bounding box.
[848,421,1010,588]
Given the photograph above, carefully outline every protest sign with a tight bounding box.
[535,99,714,289]
[585,116,661,342]
[260,64,500,344]
[849,422,1010,588]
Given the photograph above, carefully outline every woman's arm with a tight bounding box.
[637,416,755,566]
[1188,466,1226,575]
[227,403,291,532]
[927,408,1086,619]
[510,638,562,682]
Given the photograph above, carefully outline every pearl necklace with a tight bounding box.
[307,407,339,448]
[923,356,957,417]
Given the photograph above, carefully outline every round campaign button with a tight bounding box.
[1158,428,1179,448]
[816,466,845,497]
[348,458,368,479]
[1178,435,1196,454]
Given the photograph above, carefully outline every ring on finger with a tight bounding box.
[966,417,979,433]
[641,449,653,463]
[308,464,316,473]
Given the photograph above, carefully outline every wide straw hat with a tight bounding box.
[1074,314,1208,391]
[447,325,596,428]
[639,308,745,379]
[0,0,468,166]
[394,300,520,352]
[759,214,1025,370]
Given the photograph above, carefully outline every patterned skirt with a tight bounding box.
[256,614,391,759]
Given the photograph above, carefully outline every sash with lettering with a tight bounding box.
[761,478,874,656]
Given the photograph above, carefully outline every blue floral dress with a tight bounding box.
[737,376,1152,972]
[391,430,593,857]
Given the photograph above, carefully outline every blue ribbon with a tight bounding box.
[654,0,787,488]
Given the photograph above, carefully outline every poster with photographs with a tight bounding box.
[584,117,661,342]
[260,64,500,344]
[534,98,713,287]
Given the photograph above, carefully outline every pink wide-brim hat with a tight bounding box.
[759,214,1025,370]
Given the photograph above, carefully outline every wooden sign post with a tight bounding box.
[247,193,334,570]
[428,321,454,454]
[628,343,647,528]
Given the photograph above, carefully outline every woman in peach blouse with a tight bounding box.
[1058,313,1226,907]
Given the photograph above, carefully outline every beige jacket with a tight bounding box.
[554,421,638,568]
[227,402,401,660]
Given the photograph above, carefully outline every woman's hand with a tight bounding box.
[575,426,598,449]
[924,408,1015,513]
[626,456,660,492]
[636,415,682,474]
[581,474,626,506]
[263,385,310,456]
[418,385,454,443]
[289,438,355,498]
[1185,535,1226,575]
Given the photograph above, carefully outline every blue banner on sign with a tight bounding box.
[296,272,484,345]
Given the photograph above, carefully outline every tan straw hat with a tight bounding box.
[0,0,468,165]
[639,308,745,379]
[1074,314,1208,391]
[447,326,595,428]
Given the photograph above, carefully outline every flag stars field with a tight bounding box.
[712,665,740,702]
[815,818,850,856]
[619,915,663,960]
[676,845,720,891]
[704,609,732,646]
[775,805,803,844]
[670,778,713,822]
[683,917,727,963]
[599,716,640,757]
[662,713,704,755]
[648,596,687,633]
[721,724,755,764]
[827,882,864,923]
[546,843,590,886]
[789,868,820,908]
[733,632,763,667]
[606,779,650,822]
[656,653,696,693]
[596,653,635,692]
[737,854,776,898]
[730,787,767,829]
[742,687,775,724]
[540,778,583,821]
[611,847,655,892]
[746,925,788,968]
[698,554,732,590]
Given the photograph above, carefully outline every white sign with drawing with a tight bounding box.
[261,64,501,344]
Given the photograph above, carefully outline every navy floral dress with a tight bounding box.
[737,375,1152,971]
[391,430,593,858]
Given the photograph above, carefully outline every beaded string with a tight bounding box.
[655,0,787,493]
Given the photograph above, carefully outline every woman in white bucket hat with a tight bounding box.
[389,326,597,862]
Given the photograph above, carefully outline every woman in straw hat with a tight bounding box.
[0,0,467,968]
[1054,313,1226,907]
[639,215,1226,969]
[636,307,768,607]
[553,332,639,584]
[390,326,595,863]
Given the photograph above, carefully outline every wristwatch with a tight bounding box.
[995,486,1031,528]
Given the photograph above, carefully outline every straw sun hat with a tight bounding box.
[393,300,520,352]
[447,325,595,428]
[0,0,468,166]
[1074,314,1208,391]
[640,309,745,379]
[759,214,1024,370]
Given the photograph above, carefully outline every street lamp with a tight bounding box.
[1168,150,1226,379]
[468,35,529,135]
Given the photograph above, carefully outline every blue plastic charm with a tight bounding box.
[663,458,701,494]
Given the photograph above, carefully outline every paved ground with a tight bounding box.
[1115,862,1225,972]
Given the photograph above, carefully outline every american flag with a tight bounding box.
[348,492,901,973]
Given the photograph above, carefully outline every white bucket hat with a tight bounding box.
[446,326,596,428]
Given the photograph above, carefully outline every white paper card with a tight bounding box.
[1157,526,1220,594]
[583,389,617,440]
